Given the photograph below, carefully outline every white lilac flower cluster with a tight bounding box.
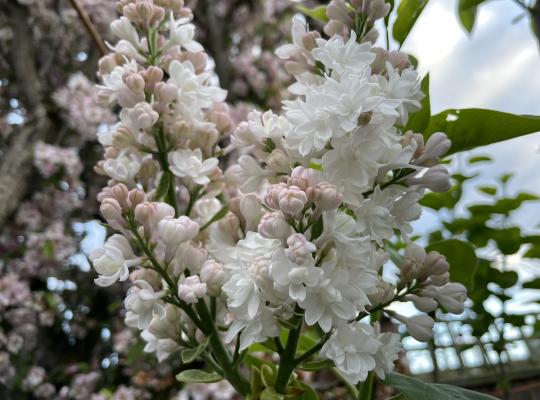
[90,0,467,393]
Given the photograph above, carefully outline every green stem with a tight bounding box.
[357,372,375,400]
[195,300,250,396]
[294,333,330,365]
[154,125,178,216]
[274,315,303,394]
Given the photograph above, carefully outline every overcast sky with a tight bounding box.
[399,0,540,318]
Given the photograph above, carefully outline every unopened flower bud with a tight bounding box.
[134,201,156,235]
[415,132,451,166]
[177,276,207,304]
[131,102,159,130]
[127,188,146,209]
[123,72,145,93]
[301,31,320,51]
[314,182,342,211]
[423,251,449,276]
[435,283,467,314]
[285,233,316,265]
[110,183,129,208]
[266,149,291,174]
[404,294,438,313]
[158,216,199,245]
[369,0,391,21]
[278,186,308,215]
[429,272,450,287]
[258,211,293,243]
[99,53,124,75]
[368,280,395,306]
[200,260,226,296]
[406,165,451,192]
[172,242,208,276]
[100,198,125,230]
[264,183,288,210]
[240,194,263,231]
[154,82,178,105]
[218,212,241,241]
[288,166,318,191]
[395,314,434,342]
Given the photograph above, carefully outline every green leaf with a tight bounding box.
[261,364,275,388]
[296,5,329,22]
[523,278,540,289]
[261,387,283,400]
[393,0,430,45]
[478,186,497,196]
[155,171,172,201]
[251,366,263,395]
[424,109,540,154]
[426,239,478,290]
[295,383,320,400]
[298,359,334,371]
[405,74,430,133]
[491,269,519,289]
[469,155,492,164]
[524,245,540,259]
[175,369,222,383]
[492,192,539,215]
[180,338,209,364]
[385,372,499,399]
[457,1,488,33]
[493,227,522,255]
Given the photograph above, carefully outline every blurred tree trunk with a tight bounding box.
[0,3,50,225]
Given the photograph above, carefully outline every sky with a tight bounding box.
[402,0,540,272]
[389,0,540,372]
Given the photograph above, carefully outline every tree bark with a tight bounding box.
[0,3,50,225]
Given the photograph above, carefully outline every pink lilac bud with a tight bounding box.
[180,51,208,74]
[429,272,450,287]
[278,186,308,215]
[110,183,129,208]
[127,188,147,209]
[199,260,226,296]
[314,182,342,211]
[207,102,233,134]
[98,54,124,75]
[266,149,291,174]
[264,183,288,210]
[415,132,451,166]
[132,102,159,130]
[406,165,451,192]
[240,194,263,232]
[400,243,426,283]
[142,66,163,92]
[154,82,178,105]
[369,0,391,21]
[180,243,208,273]
[258,211,293,243]
[403,294,438,313]
[387,50,411,71]
[285,233,316,265]
[177,276,207,304]
[301,31,320,51]
[395,314,434,342]
[368,280,395,305]
[158,216,199,245]
[435,283,467,314]
[134,201,157,236]
[218,213,241,241]
[100,198,125,230]
[423,251,449,276]
[288,166,318,192]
